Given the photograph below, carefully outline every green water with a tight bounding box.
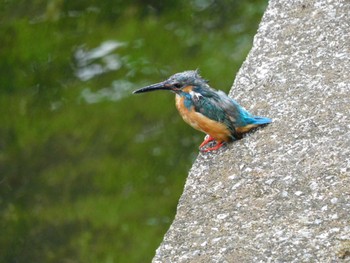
[0,1,267,262]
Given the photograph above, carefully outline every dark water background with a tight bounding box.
[1,0,267,262]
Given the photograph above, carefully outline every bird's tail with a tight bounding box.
[233,114,271,138]
[230,98,272,126]
[249,116,272,125]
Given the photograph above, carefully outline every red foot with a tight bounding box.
[201,141,225,152]
[199,135,216,148]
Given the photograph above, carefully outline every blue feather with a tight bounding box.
[229,98,271,126]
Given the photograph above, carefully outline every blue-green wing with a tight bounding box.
[191,86,272,134]
[191,87,239,136]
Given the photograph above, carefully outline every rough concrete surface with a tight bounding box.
[153,0,350,262]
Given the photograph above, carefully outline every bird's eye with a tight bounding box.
[173,83,182,88]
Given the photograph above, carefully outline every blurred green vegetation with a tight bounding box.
[0,0,267,262]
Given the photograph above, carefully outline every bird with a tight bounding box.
[133,70,272,152]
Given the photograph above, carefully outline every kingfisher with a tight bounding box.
[133,70,272,152]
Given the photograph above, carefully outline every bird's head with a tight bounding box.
[133,70,208,95]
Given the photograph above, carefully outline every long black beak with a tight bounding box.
[133,82,171,94]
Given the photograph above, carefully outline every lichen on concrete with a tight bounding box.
[153,0,350,262]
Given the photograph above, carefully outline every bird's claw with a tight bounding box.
[199,135,216,148]
[199,136,225,152]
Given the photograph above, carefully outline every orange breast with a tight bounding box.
[175,95,231,142]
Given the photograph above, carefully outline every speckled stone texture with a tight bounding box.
[153,0,350,262]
